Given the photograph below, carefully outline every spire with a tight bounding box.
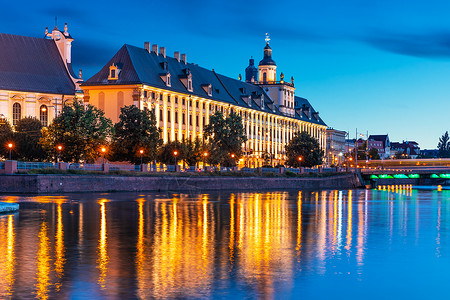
[259,34,276,66]
[245,56,258,83]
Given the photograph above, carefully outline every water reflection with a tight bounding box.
[1,190,450,298]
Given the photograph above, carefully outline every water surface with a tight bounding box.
[0,189,448,299]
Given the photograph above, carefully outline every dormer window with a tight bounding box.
[179,68,193,92]
[108,64,119,80]
[202,84,212,96]
[159,72,171,87]
[187,77,193,92]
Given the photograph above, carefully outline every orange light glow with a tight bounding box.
[173,151,178,156]
[139,149,144,155]
[7,143,12,149]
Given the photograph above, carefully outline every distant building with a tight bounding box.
[391,141,420,159]
[0,23,83,126]
[368,135,390,159]
[420,149,438,158]
[326,128,346,166]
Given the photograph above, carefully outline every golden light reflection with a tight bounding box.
[296,191,302,253]
[136,198,148,299]
[97,199,109,289]
[54,202,65,291]
[356,194,365,265]
[229,193,236,263]
[0,215,15,298]
[236,192,294,297]
[36,222,50,300]
[345,190,353,251]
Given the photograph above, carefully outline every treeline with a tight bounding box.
[0,100,324,167]
[438,131,450,158]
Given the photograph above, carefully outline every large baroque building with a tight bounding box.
[0,24,83,127]
[82,39,327,166]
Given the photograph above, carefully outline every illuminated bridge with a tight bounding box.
[360,165,450,187]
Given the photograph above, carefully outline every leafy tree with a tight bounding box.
[157,140,182,165]
[109,105,161,164]
[204,111,247,167]
[40,100,113,162]
[285,131,324,168]
[0,119,14,159]
[367,147,380,160]
[438,131,450,158]
[14,117,46,161]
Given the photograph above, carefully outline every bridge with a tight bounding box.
[359,165,450,188]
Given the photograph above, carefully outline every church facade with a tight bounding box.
[82,38,327,167]
[0,23,83,127]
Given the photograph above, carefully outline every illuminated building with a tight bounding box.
[0,24,83,127]
[82,37,327,166]
[326,128,346,166]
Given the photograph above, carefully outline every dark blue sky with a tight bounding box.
[4,0,450,148]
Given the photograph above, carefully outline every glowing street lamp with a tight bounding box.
[139,149,144,165]
[173,150,178,165]
[57,145,63,163]
[231,153,235,158]
[101,147,107,164]
[8,143,13,160]
[298,156,302,173]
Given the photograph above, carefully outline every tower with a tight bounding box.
[245,57,258,82]
[258,34,277,83]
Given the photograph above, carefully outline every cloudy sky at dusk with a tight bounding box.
[4,0,450,148]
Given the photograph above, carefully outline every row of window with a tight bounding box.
[11,103,48,127]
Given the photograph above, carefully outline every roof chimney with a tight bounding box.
[160,46,166,58]
[144,42,150,53]
[174,51,180,62]
[152,44,158,54]
[180,53,186,64]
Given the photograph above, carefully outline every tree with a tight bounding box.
[157,140,182,165]
[40,100,113,162]
[367,147,380,160]
[109,105,161,164]
[438,131,450,158]
[14,117,46,161]
[285,131,324,168]
[0,119,13,159]
[204,111,247,167]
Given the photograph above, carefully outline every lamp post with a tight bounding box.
[203,151,208,169]
[101,147,106,164]
[139,149,144,165]
[339,152,343,168]
[57,145,63,163]
[298,156,302,173]
[173,150,178,165]
[8,143,13,160]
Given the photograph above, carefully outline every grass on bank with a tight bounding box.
[15,168,349,178]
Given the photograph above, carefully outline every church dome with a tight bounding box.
[259,43,276,66]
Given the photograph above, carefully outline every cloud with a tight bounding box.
[364,30,450,58]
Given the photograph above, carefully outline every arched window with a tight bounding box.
[12,103,21,125]
[40,105,48,127]
[263,72,267,82]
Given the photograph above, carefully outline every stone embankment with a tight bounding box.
[0,174,362,194]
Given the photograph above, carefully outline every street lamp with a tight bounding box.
[57,145,63,163]
[173,150,178,165]
[203,151,208,169]
[139,149,144,165]
[298,156,302,173]
[101,147,106,164]
[8,143,13,160]
[338,152,343,168]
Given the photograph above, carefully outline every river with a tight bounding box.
[0,189,448,299]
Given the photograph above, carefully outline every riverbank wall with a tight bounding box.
[0,174,362,194]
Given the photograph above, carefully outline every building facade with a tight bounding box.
[391,141,420,159]
[326,128,346,166]
[0,24,83,127]
[82,39,327,167]
[368,135,390,159]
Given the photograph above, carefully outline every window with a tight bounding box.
[108,64,119,80]
[13,103,21,125]
[144,91,148,98]
[196,115,199,126]
[160,109,163,121]
[203,116,205,125]
[175,97,178,104]
[196,102,199,108]
[160,94,163,101]
[182,113,186,125]
[111,69,115,78]
[152,92,155,99]
[168,95,171,102]
[203,103,205,109]
[263,72,267,82]
[40,105,48,127]
[189,117,192,126]
[167,111,171,123]
[167,74,171,86]
[182,98,185,105]
[175,112,178,124]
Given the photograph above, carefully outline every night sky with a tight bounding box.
[4,0,450,149]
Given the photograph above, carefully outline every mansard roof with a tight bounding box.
[0,33,76,95]
[83,44,326,126]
